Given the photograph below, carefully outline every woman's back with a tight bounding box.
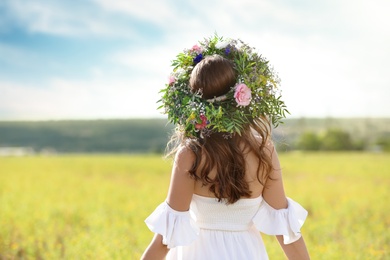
[194,137,268,199]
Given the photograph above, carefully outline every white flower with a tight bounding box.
[174,68,185,77]
[215,41,229,49]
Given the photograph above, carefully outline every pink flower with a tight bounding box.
[195,114,208,130]
[168,75,176,85]
[191,44,202,54]
[234,83,252,106]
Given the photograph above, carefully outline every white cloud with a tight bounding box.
[111,46,175,77]
[1,0,137,38]
[0,77,163,120]
[92,0,175,25]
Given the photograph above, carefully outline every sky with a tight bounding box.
[0,0,389,120]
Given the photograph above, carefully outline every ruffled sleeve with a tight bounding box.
[252,197,308,244]
[145,202,199,249]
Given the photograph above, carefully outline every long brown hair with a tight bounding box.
[167,55,273,204]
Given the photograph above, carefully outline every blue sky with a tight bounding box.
[0,0,389,120]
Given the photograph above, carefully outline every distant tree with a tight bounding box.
[297,131,321,151]
[320,128,353,151]
[352,139,366,151]
[376,136,390,152]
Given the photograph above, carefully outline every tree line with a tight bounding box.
[296,129,366,151]
[273,118,390,152]
[0,118,389,154]
[0,119,174,154]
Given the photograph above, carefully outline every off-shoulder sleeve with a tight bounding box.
[145,202,199,249]
[252,197,308,244]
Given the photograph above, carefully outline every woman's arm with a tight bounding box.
[276,235,310,260]
[141,234,169,260]
[262,143,310,260]
[141,146,196,260]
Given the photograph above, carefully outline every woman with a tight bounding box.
[141,35,310,260]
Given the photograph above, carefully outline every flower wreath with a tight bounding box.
[158,35,289,138]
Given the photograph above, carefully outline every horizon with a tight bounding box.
[1,0,389,120]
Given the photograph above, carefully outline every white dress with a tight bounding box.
[145,194,307,260]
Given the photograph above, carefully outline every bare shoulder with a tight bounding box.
[253,133,275,156]
[171,144,196,183]
[167,144,196,211]
[260,138,287,209]
[174,144,195,168]
[251,134,281,180]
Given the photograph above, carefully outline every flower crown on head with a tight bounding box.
[158,34,289,138]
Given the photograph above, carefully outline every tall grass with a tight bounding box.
[0,153,388,259]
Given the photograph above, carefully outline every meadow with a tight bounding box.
[0,152,389,259]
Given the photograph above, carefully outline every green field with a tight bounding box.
[0,153,389,259]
